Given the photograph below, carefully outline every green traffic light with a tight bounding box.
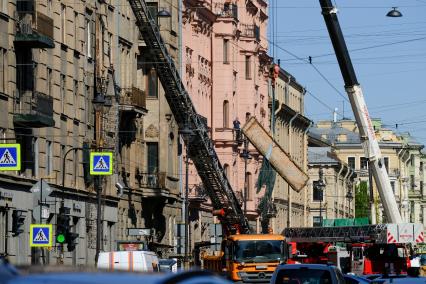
[57,234,66,243]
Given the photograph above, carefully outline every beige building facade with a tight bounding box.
[0,0,182,264]
[309,119,425,224]
[270,68,311,233]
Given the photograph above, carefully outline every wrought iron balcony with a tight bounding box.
[13,91,54,128]
[15,7,55,49]
[136,171,166,189]
[119,87,147,116]
[215,3,238,20]
[240,24,260,41]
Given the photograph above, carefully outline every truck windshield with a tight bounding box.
[234,240,284,262]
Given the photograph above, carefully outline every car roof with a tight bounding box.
[276,264,337,270]
[4,270,232,284]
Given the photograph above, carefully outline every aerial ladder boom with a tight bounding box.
[128,0,251,234]
[319,0,402,223]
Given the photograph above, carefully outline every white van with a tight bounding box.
[97,251,159,272]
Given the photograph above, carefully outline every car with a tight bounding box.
[0,263,232,284]
[270,264,346,284]
[344,274,385,284]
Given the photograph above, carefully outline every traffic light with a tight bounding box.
[12,210,26,236]
[66,232,79,251]
[56,206,70,244]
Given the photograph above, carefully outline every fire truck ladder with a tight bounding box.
[128,0,251,234]
[284,224,391,243]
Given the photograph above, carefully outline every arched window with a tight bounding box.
[223,100,229,128]
[224,164,230,182]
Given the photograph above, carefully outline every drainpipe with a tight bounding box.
[178,0,184,221]
[343,167,350,218]
[303,121,312,226]
[336,163,346,218]
[401,149,411,222]
[287,113,298,228]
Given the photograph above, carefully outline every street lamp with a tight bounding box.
[386,7,403,17]
[157,8,171,18]
[346,189,354,218]
[179,122,194,269]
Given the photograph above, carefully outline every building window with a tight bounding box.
[223,100,229,128]
[147,2,158,24]
[86,15,93,58]
[411,154,415,166]
[411,175,415,190]
[147,142,159,174]
[0,48,7,94]
[61,4,66,44]
[147,67,158,98]
[383,157,389,173]
[420,162,424,172]
[47,68,52,97]
[313,180,323,201]
[360,157,368,170]
[347,157,355,170]
[313,216,323,227]
[420,181,423,193]
[46,141,52,175]
[391,181,395,194]
[74,11,79,50]
[47,0,52,16]
[1,0,7,14]
[245,55,252,80]
[74,149,78,187]
[246,172,253,200]
[60,74,66,113]
[223,164,230,179]
[73,80,78,113]
[223,39,229,64]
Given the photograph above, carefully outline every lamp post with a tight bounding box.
[179,123,194,269]
[92,91,110,264]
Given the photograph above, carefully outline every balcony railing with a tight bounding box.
[214,3,238,20]
[15,10,55,49]
[136,172,166,189]
[119,87,147,115]
[13,91,54,128]
[240,24,260,41]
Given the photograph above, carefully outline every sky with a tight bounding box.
[268,0,426,145]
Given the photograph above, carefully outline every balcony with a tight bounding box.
[240,24,260,42]
[15,10,54,49]
[119,87,147,116]
[13,91,54,128]
[215,3,238,20]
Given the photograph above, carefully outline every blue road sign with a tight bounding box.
[90,152,113,175]
[30,224,53,247]
[0,144,21,171]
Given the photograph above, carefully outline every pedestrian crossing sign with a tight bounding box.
[0,144,20,171]
[90,152,113,175]
[30,224,53,247]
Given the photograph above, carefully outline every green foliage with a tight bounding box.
[355,181,370,219]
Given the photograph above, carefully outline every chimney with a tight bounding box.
[333,108,338,123]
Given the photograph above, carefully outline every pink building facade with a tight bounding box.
[183,0,270,234]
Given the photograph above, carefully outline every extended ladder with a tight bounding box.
[128,0,251,234]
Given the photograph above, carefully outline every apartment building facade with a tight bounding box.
[0,0,181,264]
[270,68,311,232]
[181,0,270,248]
[307,147,357,226]
[309,119,425,224]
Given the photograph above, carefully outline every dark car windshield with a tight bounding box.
[234,240,283,262]
[274,268,333,284]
